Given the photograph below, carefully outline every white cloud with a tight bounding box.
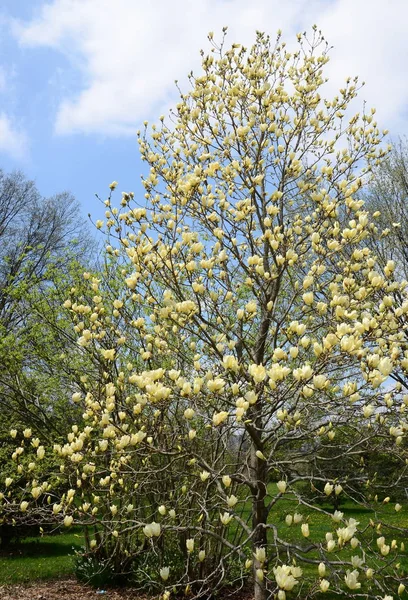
[317,0,408,136]
[0,113,28,159]
[12,0,408,137]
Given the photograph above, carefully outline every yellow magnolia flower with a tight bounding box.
[212,411,228,426]
[344,570,361,590]
[301,523,310,537]
[248,363,266,383]
[63,515,73,527]
[101,348,115,360]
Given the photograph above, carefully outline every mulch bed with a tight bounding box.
[0,579,147,600]
[0,579,254,600]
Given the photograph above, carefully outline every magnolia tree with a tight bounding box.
[2,29,408,600]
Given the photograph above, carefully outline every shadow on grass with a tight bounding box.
[342,505,373,515]
[318,503,374,516]
[0,539,82,560]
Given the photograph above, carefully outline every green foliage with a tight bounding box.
[73,552,118,588]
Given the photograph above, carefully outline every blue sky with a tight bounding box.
[1,0,408,222]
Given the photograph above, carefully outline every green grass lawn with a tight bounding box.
[1,489,407,598]
[267,482,408,557]
[0,529,84,585]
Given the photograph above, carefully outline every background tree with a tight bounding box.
[363,138,408,279]
[0,169,90,329]
[362,139,408,397]
[0,169,95,436]
[0,170,96,544]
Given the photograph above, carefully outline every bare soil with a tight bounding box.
[0,579,147,600]
[0,579,255,600]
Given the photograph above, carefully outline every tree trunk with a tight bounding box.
[250,441,268,600]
